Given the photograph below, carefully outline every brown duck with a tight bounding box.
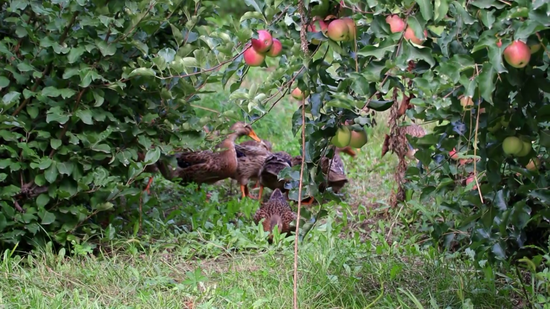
[171,122,261,191]
[319,146,356,194]
[253,188,297,241]
[232,139,272,199]
[258,151,302,200]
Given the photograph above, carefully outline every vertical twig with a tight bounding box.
[294,1,308,307]
[293,96,306,309]
[473,101,484,203]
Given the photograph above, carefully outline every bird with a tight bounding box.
[253,188,297,242]
[172,122,261,191]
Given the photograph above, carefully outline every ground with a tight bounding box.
[0,67,525,308]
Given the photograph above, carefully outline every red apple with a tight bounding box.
[404,27,427,45]
[466,175,477,190]
[450,148,459,160]
[291,88,308,100]
[460,96,474,110]
[251,30,273,53]
[243,46,266,66]
[496,39,502,48]
[503,40,531,68]
[341,17,356,42]
[307,17,329,45]
[266,39,282,57]
[386,15,406,33]
[327,18,350,42]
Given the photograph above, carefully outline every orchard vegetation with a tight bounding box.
[0,0,550,307]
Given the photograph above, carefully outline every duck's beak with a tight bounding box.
[248,130,261,142]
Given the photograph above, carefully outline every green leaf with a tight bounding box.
[46,107,70,124]
[451,2,475,25]
[128,68,156,78]
[39,210,56,225]
[96,41,117,56]
[158,48,176,63]
[244,0,264,15]
[75,109,93,125]
[169,23,184,45]
[50,139,62,150]
[44,162,58,183]
[477,63,496,104]
[434,0,449,22]
[26,105,39,119]
[487,45,507,74]
[350,74,371,96]
[479,10,495,29]
[37,158,53,170]
[515,21,548,41]
[367,100,394,111]
[17,62,35,72]
[415,0,434,21]
[36,193,50,208]
[357,45,396,61]
[62,67,80,79]
[92,144,111,153]
[92,89,105,107]
[2,91,21,107]
[144,147,161,165]
[41,86,60,97]
[57,161,74,176]
[93,202,114,212]
[470,0,505,9]
[0,76,9,88]
[67,47,86,63]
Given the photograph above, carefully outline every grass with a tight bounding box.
[0,64,528,308]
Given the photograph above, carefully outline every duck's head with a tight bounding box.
[230,122,261,142]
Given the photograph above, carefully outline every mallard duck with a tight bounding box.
[232,140,272,199]
[172,122,261,191]
[253,188,296,241]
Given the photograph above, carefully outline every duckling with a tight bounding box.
[173,122,261,191]
[253,188,297,242]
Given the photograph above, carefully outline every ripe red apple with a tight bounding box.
[503,40,531,68]
[251,30,273,53]
[266,39,282,57]
[526,157,541,171]
[307,17,328,45]
[327,18,350,42]
[466,175,477,190]
[291,88,308,100]
[449,148,459,160]
[460,96,474,110]
[341,17,356,42]
[385,15,406,33]
[243,46,266,66]
[496,39,502,48]
[404,27,427,45]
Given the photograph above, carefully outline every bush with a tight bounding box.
[0,0,246,250]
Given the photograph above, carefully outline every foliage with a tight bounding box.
[0,0,259,250]
[1,0,550,275]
